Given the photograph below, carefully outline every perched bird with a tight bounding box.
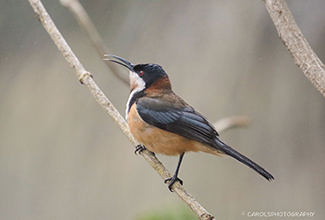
[107,55,274,191]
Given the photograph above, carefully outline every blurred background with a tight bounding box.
[1,0,325,219]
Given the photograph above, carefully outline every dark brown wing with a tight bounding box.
[136,96,219,147]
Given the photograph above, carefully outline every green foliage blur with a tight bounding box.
[136,203,197,220]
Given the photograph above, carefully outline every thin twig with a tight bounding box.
[59,0,129,85]
[214,116,250,134]
[263,0,325,98]
[28,0,214,219]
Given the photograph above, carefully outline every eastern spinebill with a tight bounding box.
[107,55,274,191]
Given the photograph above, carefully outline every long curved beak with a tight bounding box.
[104,54,134,71]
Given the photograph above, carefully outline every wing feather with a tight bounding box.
[136,97,218,146]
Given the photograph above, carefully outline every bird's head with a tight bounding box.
[106,55,171,92]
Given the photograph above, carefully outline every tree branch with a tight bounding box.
[28,0,214,219]
[214,116,250,134]
[263,0,325,98]
[59,0,129,85]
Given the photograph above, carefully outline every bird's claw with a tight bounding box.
[134,145,155,156]
[134,145,146,155]
[164,176,183,192]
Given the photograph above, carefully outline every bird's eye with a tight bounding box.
[139,71,144,76]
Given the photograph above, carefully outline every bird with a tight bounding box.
[107,55,274,191]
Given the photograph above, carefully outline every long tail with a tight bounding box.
[215,138,274,181]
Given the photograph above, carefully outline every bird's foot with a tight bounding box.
[134,145,155,156]
[134,145,146,155]
[164,175,183,192]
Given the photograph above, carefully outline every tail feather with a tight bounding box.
[215,138,274,181]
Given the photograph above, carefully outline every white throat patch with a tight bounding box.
[125,71,145,120]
